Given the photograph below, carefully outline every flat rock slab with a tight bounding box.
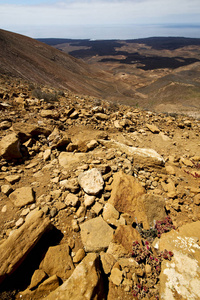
[9,186,35,207]
[80,216,114,252]
[78,168,104,195]
[40,244,74,281]
[156,221,200,300]
[99,139,165,168]
[44,253,105,300]
[0,210,52,284]
[58,152,86,168]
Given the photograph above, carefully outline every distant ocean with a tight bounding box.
[10,23,200,40]
[26,23,200,40]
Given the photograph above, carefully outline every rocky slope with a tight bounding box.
[0,76,200,300]
[0,29,131,100]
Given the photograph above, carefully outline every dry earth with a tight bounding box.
[0,76,200,299]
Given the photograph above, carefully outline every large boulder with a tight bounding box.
[108,171,149,228]
[0,133,22,160]
[0,210,52,284]
[80,217,114,252]
[156,221,200,300]
[44,253,106,300]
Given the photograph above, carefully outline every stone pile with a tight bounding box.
[0,79,200,299]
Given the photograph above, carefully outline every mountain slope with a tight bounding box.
[0,29,126,98]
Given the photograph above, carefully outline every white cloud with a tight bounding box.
[0,0,200,38]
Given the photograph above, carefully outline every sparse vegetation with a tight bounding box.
[32,88,59,103]
[131,240,173,299]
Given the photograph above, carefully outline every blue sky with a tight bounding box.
[0,0,200,39]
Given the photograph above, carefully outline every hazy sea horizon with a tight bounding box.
[6,23,200,40]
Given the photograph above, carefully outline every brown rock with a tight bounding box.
[146,124,160,133]
[5,174,21,184]
[40,244,74,281]
[0,210,52,284]
[80,216,114,252]
[48,128,71,149]
[29,269,47,290]
[108,171,149,228]
[141,193,166,228]
[100,252,116,275]
[109,268,123,286]
[13,122,52,141]
[44,253,105,300]
[112,225,142,253]
[37,275,60,292]
[194,194,200,205]
[73,249,86,264]
[9,187,35,207]
[0,133,22,160]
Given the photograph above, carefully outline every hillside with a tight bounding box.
[0,29,132,99]
[0,76,200,300]
[43,37,200,118]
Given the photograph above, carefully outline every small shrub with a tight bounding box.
[32,88,58,103]
[131,240,173,299]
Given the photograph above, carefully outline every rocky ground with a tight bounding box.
[0,77,200,300]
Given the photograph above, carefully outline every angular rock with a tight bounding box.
[48,128,71,149]
[84,194,95,208]
[0,133,22,160]
[86,140,98,151]
[0,210,52,284]
[108,171,149,228]
[37,274,60,292]
[12,122,52,141]
[141,193,166,228]
[146,123,160,133]
[60,178,79,193]
[78,168,104,195]
[102,203,125,227]
[65,193,79,207]
[109,268,123,286]
[112,225,142,253]
[100,252,116,275]
[29,269,47,290]
[156,221,200,300]
[99,140,165,168]
[1,184,13,196]
[73,249,86,264]
[44,253,105,300]
[58,152,86,168]
[80,216,114,252]
[40,109,59,119]
[103,203,119,222]
[43,148,51,161]
[5,174,21,184]
[9,187,35,208]
[40,244,74,281]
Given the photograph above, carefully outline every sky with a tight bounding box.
[0,0,200,39]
